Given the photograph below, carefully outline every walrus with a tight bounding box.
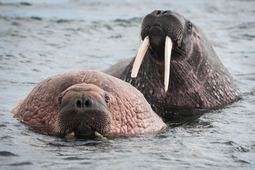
[106,10,239,118]
[12,71,166,138]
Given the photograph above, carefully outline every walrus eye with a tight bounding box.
[187,21,192,31]
[58,95,62,105]
[105,93,110,104]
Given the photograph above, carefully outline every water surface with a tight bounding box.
[0,0,255,169]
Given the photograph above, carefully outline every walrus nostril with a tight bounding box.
[162,11,168,15]
[156,10,161,15]
[76,100,82,108]
[76,99,91,108]
[155,10,169,16]
[84,100,91,107]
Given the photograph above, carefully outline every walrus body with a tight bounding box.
[106,10,239,117]
[13,71,165,138]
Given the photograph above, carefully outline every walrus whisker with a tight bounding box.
[131,36,149,78]
[164,36,173,92]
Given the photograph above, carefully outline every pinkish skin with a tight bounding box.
[12,70,166,138]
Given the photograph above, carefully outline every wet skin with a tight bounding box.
[107,10,239,119]
[12,71,165,138]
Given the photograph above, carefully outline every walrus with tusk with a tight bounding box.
[106,10,240,118]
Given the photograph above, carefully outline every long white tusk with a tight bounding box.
[131,36,149,78]
[164,36,173,92]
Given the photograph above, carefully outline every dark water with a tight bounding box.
[1,0,255,169]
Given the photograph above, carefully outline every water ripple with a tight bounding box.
[0,0,255,169]
[0,151,18,157]
[10,161,33,166]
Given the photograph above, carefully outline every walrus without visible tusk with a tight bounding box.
[12,71,166,138]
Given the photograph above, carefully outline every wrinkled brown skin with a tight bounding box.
[106,10,240,119]
[12,71,165,138]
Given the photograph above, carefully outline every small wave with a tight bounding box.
[0,151,18,157]
[56,19,70,23]
[30,16,43,21]
[113,17,142,27]
[20,2,32,6]
[0,135,14,140]
[235,145,250,153]
[0,124,7,127]
[63,156,84,160]
[241,33,255,40]
[0,15,42,22]
[10,161,33,166]
[0,2,32,7]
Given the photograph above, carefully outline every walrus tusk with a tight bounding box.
[131,36,149,78]
[131,35,172,92]
[95,131,107,141]
[164,36,173,92]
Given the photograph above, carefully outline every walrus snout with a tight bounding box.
[75,95,93,109]
[141,10,185,42]
[148,26,165,55]
[54,84,112,138]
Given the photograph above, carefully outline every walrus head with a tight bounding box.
[54,83,112,138]
[132,10,194,92]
